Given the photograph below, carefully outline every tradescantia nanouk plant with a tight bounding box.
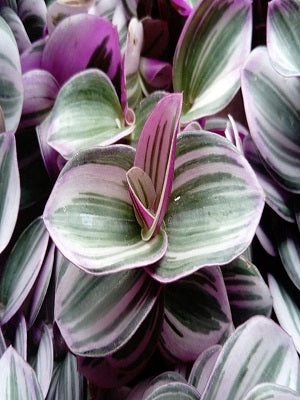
[0,0,300,398]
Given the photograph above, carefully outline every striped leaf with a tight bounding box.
[28,242,55,328]
[33,325,53,398]
[188,345,222,394]
[277,222,300,290]
[142,372,187,399]
[21,69,59,129]
[159,266,233,362]
[0,16,23,132]
[241,46,300,193]
[267,0,300,77]
[201,316,300,400]
[14,314,27,360]
[173,0,252,123]
[41,14,122,89]
[222,255,273,326]
[148,131,264,282]
[143,382,201,400]
[55,263,161,356]
[243,383,300,400]
[0,217,49,325]
[46,69,133,160]
[0,327,6,357]
[77,297,164,388]
[17,0,46,41]
[0,346,43,400]
[0,7,31,53]
[256,206,278,257]
[0,132,20,253]
[134,93,182,240]
[243,136,295,222]
[47,352,84,400]
[44,146,167,275]
[268,274,300,353]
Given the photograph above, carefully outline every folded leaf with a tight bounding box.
[0,132,20,253]
[44,146,167,275]
[173,0,252,122]
[242,46,300,193]
[267,0,300,77]
[47,69,133,159]
[159,266,232,362]
[55,264,161,356]
[201,316,299,400]
[148,131,265,282]
[0,217,49,325]
[33,325,53,398]
[243,383,300,400]
[0,16,23,132]
[139,57,172,92]
[0,346,43,400]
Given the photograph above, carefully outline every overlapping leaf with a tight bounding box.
[143,381,201,400]
[14,313,27,360]
[33,325,53,398]
[0,7,31,53]
[173,0,252,122]
[243,383,300,400]
[242,46,300,193]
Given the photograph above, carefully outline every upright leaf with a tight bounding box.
[14,313,27,360]
[34,325,53,398]
[173,0,252,122]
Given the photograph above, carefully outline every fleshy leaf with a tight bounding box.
[0,16,23,132]
[17,0,46,41]
[277,222,300,290]
[142,382,201,400]
[159,266,232,362]
[44,145,168,275]
[139,57,172,92]
[0,346,43,400]
[241,46,300,193]
[0,7,31,53]
[0,217,49,325]
[55,263,161,356]
[173,0,252,122]
[46,69,133,159]
[243,136,295,222]
[188,345,222,394]
[21,69,59,129]
[14,313,27,360]
[201,316,299,400]
[268,274,300,353]
[243,383,300,400]
[21,38,46,74]
[0,132,20,253]
[33,325,53,398]
[148,131,265,282]
[267,0,300,77]
[222,255,273,326]
[134,93,182,240]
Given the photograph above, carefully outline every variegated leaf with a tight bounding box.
[17,0,47,41]
[139,57,172,92]
[55,262,161,356]
[188,345,222,394]
[142,372,187,399]
[201,316,299,400]
[0,132,20,253]
[0,217,49,325]
[222,255,272,326]
[44,146,167,275]
[0,7,31,53]
[148,131,264,282]
[0,346,43,400]
[159,266,232,362]
[33,325,53,398]
[268,274,300,353]
[173,0,252,122]
[0,16,23,132]
[21,38,46,74]
[243,383,300,400]
[267,0,300,77]
[277,222,300,290]
[143,381,201,400]
[241,46,300,193]
[0,326,6,357]
[14,313,27,360]
[46,69,133,160]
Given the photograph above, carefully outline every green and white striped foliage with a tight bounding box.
[222,255,273,326]
[14,313,27,360]
[0,326,6,357]
[268,274,300,353]
[46,69,134,160]
[148,131,265,282]
[267,0,300,77]
[159,266,233,362]
[55,260,161,357]
[44,146,167,275]
[242,46,300,193]
[0,346,43,400]
[0,17,23,132]
[0,217,49,325]
[0,132,20,253]
[0,7,31,53]
[243,383,300,400]
[201,316,300,400]
[173,0,252,123]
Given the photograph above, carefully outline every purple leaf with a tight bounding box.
[139,57,172,92]
[20,38,46,74]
